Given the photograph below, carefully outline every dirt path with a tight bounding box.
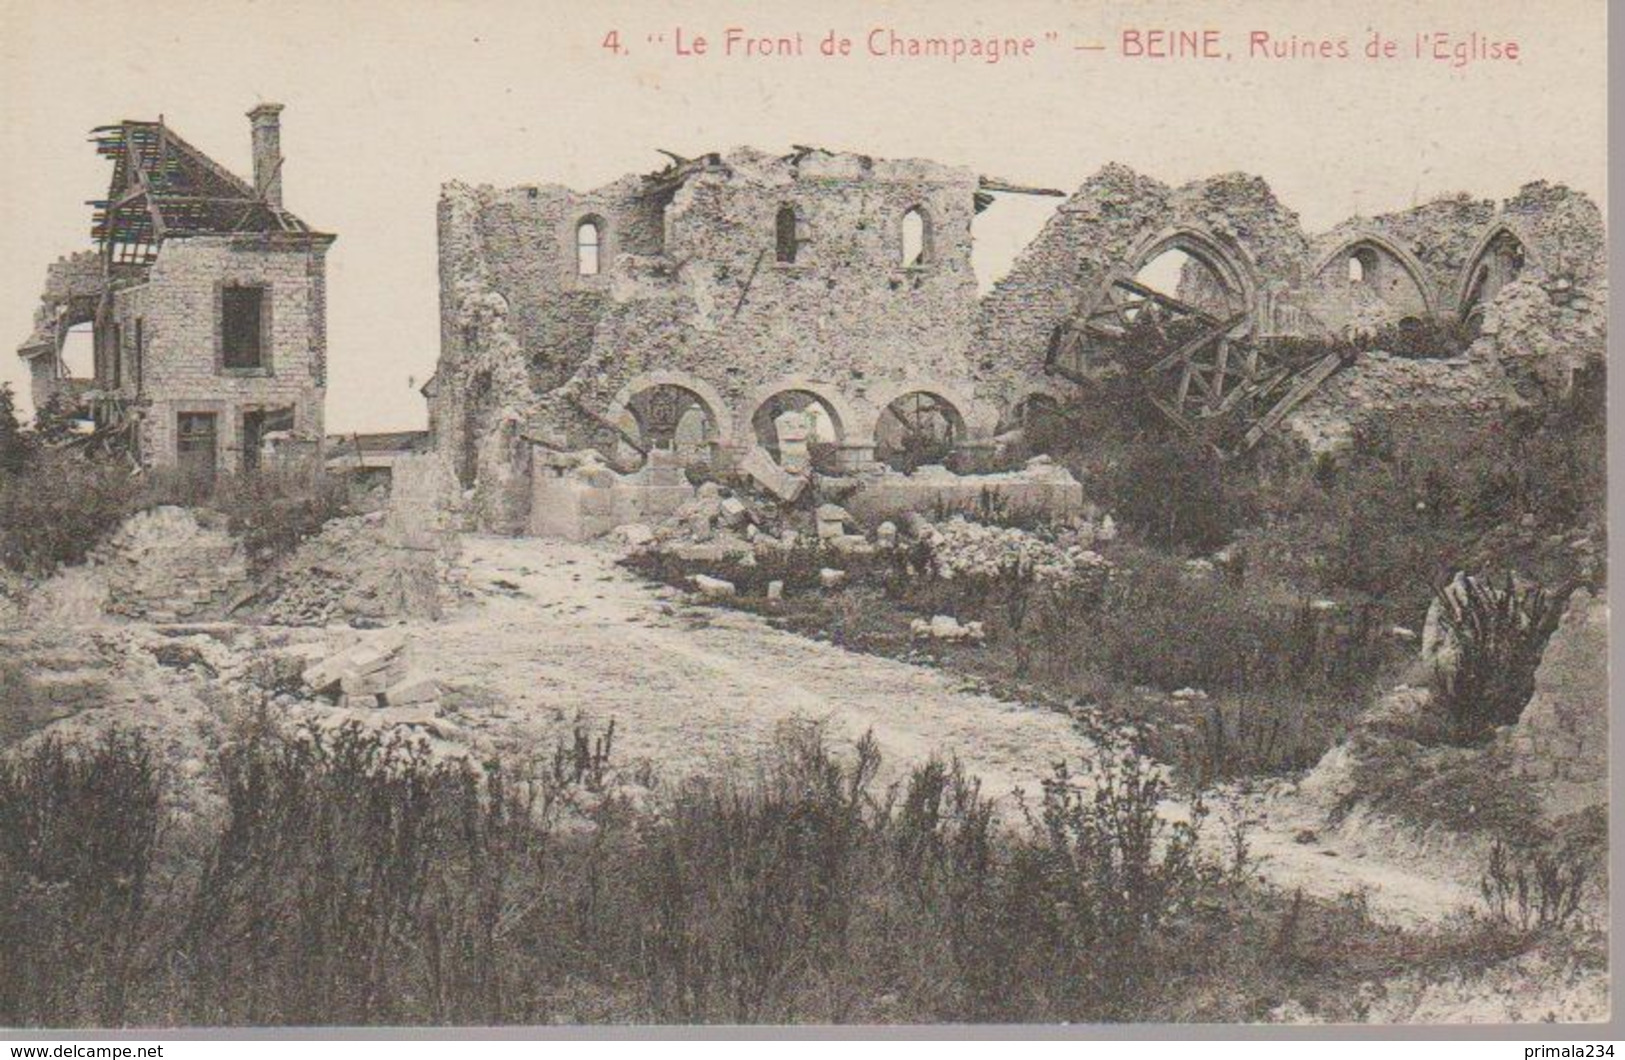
[421,536,1093,803]
[410,535,1481,927]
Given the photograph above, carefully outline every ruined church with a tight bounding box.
[430,146,1605,535]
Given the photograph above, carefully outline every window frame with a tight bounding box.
[218,283,272,374]
[576,217,604,277]
[901,205,932,269]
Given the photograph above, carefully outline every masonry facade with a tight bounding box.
[15,105,334,477]
[433,151,1603,531]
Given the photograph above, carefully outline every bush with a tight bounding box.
[0,731,163,1024]
[1104,435,1243,552]
[1480,834,1600,932]
[0,449,354,578]
[0,449,142,575]
[1429,574,1568,746]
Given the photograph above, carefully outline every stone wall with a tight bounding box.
[528,447,695,541]
[436,147,994,525]
[842,457,1088,527]
[432,151,1605,530]
[1508,589,1608,818]
[1282,352,1516,454]
[971,165,1311,411]
[111,236,330,471]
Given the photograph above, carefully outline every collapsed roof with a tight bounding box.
[88,119,323,265]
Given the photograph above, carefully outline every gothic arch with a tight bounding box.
[1310,230,1439,317]
[1115,225,1260,321]
[1455,222,1538,320]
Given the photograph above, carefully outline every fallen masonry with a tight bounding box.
[426,148,1602,539]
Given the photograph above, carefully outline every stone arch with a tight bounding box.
[1456,222,1536,322]
[1310,231,1438,317]
[605,370,733,458]
[1116,226,1260,323]
[742,378,859,447]
[871,387,973,471]
[865,378,987,441]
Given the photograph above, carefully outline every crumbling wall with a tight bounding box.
[1282,353,1517,454]
[529,447,695,541]
[436,147,995,526]
[433,183,546,530]
[1467,183,1608,399]
[15,251,109,409]
[557,148,985,451]
[970,165,1310,412]
[433,150,1605,535]
[1508,589,1607,818]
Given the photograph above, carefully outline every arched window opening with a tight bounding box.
[901,206,930,267]
[576,218,602,276]
[1128,246,1242,321]
[751,389,844,472]
[775,205,800,264]
[875,391,964,472]
[625,384,717,468]
[1460,229,1529,335]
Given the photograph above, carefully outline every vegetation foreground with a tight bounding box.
[0,720,1601,1027]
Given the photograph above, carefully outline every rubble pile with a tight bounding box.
[297,629,445,713]
[86,506,253,623]
[253,513,460,626]
[919,515,1112,591]
[643,481,774,563]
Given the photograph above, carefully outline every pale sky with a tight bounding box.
[0,0,1606,432]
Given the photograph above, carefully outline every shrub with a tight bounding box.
[0,449,142,574]
[1480,835,1599,932]
[0,731,163,1025]
[1,716,1592,1026]
[1104,435,1243,552]
[1428,574,1568,745]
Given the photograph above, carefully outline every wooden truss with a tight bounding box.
[1047,277,1349,455]
[88,119,319,265]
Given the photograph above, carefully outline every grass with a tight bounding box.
[624,536,1403,790]
[0,721,1578,1027]
[0,447,354,578]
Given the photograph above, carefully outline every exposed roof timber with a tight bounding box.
[977,176,1067,197]
[87,117,327,250]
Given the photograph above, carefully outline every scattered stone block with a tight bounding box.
[692,574,737,598]
[766,580,784,601]
[385,672,442,707]
[343,668,396,697]
[816,504,852,540]
[739,446,807,503]
[830,534,874,556]
[818,568,847,589]
[875,522,898,550]
[612,523,655,548]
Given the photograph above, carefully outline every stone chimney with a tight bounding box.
[247,103,285,208]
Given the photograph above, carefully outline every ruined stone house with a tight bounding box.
[429,149,1604,533]
[15,104,334,478]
